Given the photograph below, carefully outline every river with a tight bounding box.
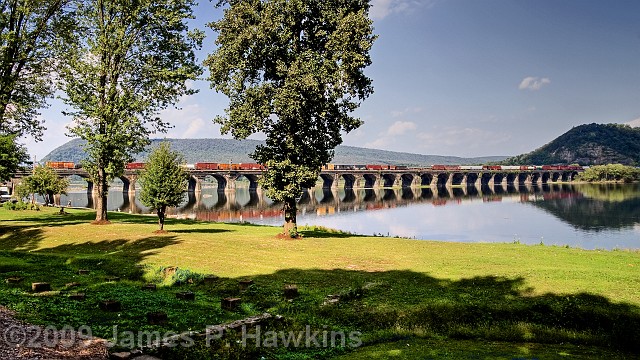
[57,183,640,250]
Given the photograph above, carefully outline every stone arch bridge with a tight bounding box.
[9,168,581,195]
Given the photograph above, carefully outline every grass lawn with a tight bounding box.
[1,206,639,359]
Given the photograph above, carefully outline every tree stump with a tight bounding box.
[284,284,299,299]
[176,291,195,300]
[32,282,51,292]
[69,293,86,301]
[221,297,241,311]
[203,275,219,285]
[147,311,168,325]
[142,284,157,291]
[239,279,254,291]
[5,277,23,284]
[99,300,121,312]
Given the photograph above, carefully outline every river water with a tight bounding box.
[58,183,640,250]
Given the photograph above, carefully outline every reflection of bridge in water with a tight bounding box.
[81,183,583,222]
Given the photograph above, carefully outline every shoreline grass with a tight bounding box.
[1,207,639,358]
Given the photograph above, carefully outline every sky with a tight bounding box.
[23,0,640,161]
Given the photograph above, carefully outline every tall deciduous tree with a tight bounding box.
[18,165,69,205]
[0,0,76,139]
[206,0,375,236]
[60,0,203,223]
[0,133,29,181]
[138,142,188,231]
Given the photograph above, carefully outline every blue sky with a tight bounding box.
[24,0,640,161]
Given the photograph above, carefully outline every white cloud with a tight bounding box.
[363,120,417,149]
[370,0,430,20]
[518,76,551,91]
[625,118,640,127]
[387,120,417,136]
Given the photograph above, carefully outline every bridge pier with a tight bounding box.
[224,174,236,191]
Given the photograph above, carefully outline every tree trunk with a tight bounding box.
[283,197,297,237]
[94,167,109,223]
[157,205,166,231]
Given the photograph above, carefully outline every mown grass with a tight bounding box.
[1,207,639,359]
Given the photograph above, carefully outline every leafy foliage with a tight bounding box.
[138,142,188,230]
[502,123,640,166]
[577,164,640,183]
[16,165,69,205]
[0,133,29,181]
[59,0,203,221]
[0,0,77,139]
[206,0,376,233]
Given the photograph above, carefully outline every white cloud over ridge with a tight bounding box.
[519,77,551,91]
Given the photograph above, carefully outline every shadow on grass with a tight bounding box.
[0,246,638,359]
[225,269,640,355]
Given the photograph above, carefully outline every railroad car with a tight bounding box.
[365,164,384,170]
[125,162,145,170]
[237,163,265,170]
[195,162,219,170]
[46,161,75,169]
[502,166,521,170]
[482,165,502,170]
[460,165,483,170]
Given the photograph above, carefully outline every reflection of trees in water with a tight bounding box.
[530,184,640,232]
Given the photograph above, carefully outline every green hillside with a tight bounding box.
[502,123,640,166]
[42,138,507,166]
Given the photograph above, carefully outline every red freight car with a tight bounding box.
[46,161,75,169]
[366,164,383,170]
[195,162,219,170]
[125,162,145,170]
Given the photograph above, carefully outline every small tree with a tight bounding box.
[138,142,188,232]
[19,165,69,205]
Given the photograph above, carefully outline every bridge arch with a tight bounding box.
[481,172,493,186]
[493,173,506,185]
[465,172,479,186]
[234,174,260,190]
[541,172,551,184]
[400,174,414,187]
[381,173,397,188]
[451,173,465,186]
[551,172,561,182]
[319,174,335,189]
[420,173,433,186]
[506,173,518,184]
[339,174,356,189]
[436,173,450,186]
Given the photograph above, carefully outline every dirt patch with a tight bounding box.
[153,230,168,234]
[90,220,111,225]
[275,233,304,240]
[0,306,109,359]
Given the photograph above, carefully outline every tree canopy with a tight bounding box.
[60,0,203,223]
[206,0,375,234]
[0,133,28,181]
[0,0,76,139]
[138,142,188,231]
[16,165,69,205]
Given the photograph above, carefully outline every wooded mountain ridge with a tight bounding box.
[43,138,507,166]
[502,123,640,166]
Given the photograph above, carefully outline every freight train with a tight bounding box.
[46,161,585,172]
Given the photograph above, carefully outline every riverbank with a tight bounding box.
[1,207,639,359]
